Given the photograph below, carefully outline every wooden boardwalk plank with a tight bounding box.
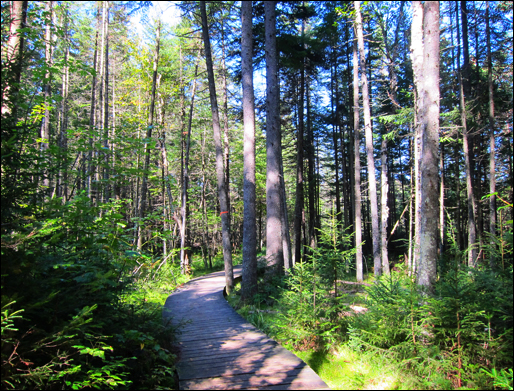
[164,266,330,390]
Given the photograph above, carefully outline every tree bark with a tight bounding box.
[241,0,257,300]
[2,0,27,117]
[355,0,381,276]
[410,1,424,276]
[40,1,53,193]
[138,19,161,250]
[458,1,478,267]
[200,1,234,292]
[381,138,390,274]
[417,1,440,290]
[352,37,363,282]
[264,1,285,275]
[180,64,198,275]
[486,1,496,268]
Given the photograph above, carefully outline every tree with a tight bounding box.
[265,0,286,276]
[354,0,381,276]
[200,0,234,292]
[416,0,440,290]
[2,0,27,117]
[241,0,257,300]
[352,33,364,282]
[137,18,160,250]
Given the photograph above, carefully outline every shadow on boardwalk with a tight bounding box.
[163,265,330,390]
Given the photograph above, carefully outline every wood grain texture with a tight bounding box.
[163,265,329,390]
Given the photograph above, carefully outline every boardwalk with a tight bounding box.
[163,265,330,390]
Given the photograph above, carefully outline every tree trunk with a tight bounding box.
[410,1,424,276]
[180,64,198,275]
[417,0,440,290]
[486,2,496,268]
[200,1,234,292]
[381,138,390,274]
[458,1,478,267]
[352,37,363,282]
[355,0,380,276]
[241,1,258,300]
[138,20,161,250]
[264,1,285,275]
[41,0,53,193]
[2,0,28,117]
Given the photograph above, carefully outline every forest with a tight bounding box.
[1,0,512,389]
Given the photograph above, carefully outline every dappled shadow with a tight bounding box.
[163,264,329,390]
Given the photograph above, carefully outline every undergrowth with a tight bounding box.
[1,195,187,390]
[228,249,513,390]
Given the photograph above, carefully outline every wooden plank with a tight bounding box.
[164,265,330,390]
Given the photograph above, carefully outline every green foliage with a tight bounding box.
[1,195,180,390]
[347,267,513,389]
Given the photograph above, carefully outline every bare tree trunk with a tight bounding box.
[486,2,496,268]
[355,0,380,276]
[417,0,440,290]
[87,29,99,200]
[220,18,232,234]
[381,139,390,274]
[294,49,305,267]
[410,1,424,276]
[353,37,363,282]
[200,1,234,292]
[180,64,198,275]
[138,20,161,250]
[241,1,257,300]
[458,1,478,267]
[2,0,28,117]
[264,1,286,275]
[41,1,53,193]
[102,2,110,202]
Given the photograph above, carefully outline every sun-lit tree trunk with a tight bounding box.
[200,1,234,292]
[352,37,363,282]
[101,1,110,203]
[2,0,27,117]
[486,1,496,268]
[381,139,390,274]
[355,0,380,276]
[410,1,423,276]
[138,19,161,250]
[40,1,53,193]
[180,64,198,275]
[241,0,257,300]
[220,17,232,234]
[59,8,70,202]
[264,1,285,275]
[417,0,440,290]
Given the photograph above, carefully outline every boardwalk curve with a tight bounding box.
[163,265,330,390]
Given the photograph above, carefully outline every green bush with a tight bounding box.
[1,195,178,390]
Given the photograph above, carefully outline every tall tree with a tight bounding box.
[486,1,497,268]
[241,0,257,300]
[40,1,53,192]
[458,0,478,267]
[265,0,285,275]
[354,0,381,276]
[180,64,198,275]
[353,36,364,282]
[410,0,424,275]
[416,0,440,290]
[2,0,27,117]
[137,19,161,250]
[200,0,234,292]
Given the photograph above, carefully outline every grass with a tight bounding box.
[226,276,424,390]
